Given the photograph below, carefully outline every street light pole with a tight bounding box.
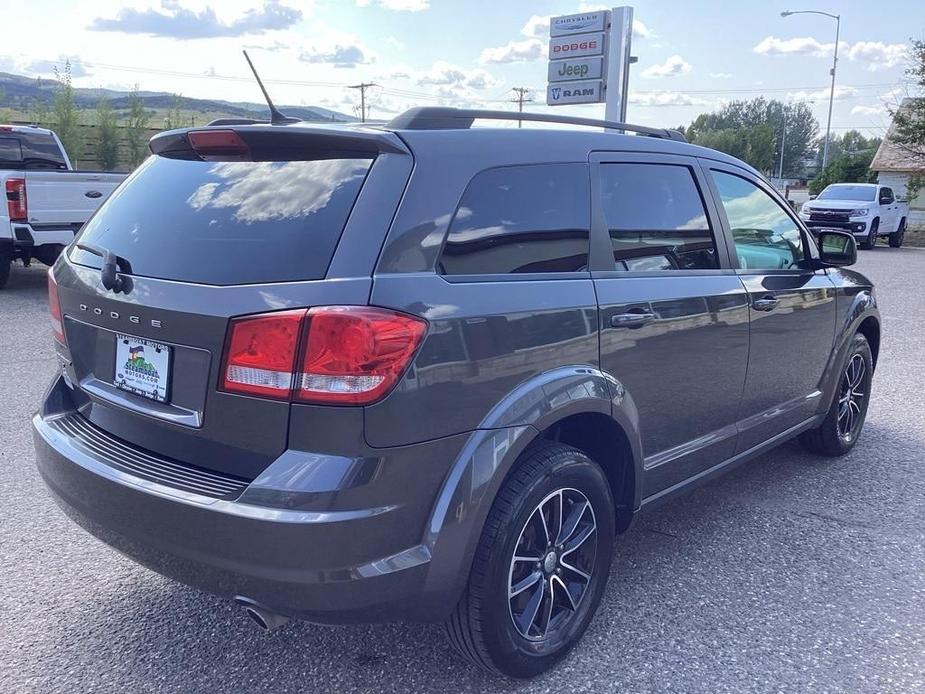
[781,10,841,169]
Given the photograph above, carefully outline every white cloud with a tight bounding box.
[847,41,907,71]
[386,35,404,50]
[356,0,429,10]
[851,104,885,117]
[630,91,707,107]
[753,35,838,57]
[416,61,497,90]
[641,55,691,78]
[786,85,859,102]
[710,72,733,79]
[299,34,375,67]
[633,19,653,39]
[479,38,544,64]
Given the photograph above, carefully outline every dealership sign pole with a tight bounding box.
[546,6,634,121]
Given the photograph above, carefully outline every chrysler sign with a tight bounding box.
[550,11,607,37]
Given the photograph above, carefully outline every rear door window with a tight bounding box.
[598,163,718,271]
[71,154,373,285]
[0,137,24,166]
[438,163,590,275]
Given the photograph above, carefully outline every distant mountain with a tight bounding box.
[0,71,354,123]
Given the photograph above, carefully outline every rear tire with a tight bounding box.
[860,220,879,250]
[889,219,906,248]
[0,246,12,289]
[444,441,615,678]
[800,333,873,456]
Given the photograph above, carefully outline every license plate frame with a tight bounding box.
[113,333,172,403]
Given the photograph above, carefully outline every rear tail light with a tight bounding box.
[221,310,304,400]
[220,307,427,405]
[6,177,27,222]
[48,270,66,345]
[297,307,428,405]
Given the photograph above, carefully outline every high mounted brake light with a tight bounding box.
[187,130,250,157]
[220,307,427,405]
[6,178,27,222]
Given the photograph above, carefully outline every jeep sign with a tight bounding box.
[546,80,603,105]
[548,33,605,60]
[548,57,603,83]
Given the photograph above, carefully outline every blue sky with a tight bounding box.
[1,0,920,135]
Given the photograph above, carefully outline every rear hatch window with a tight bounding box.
[70,153,373,285]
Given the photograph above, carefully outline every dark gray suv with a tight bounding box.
[33,108,879,678]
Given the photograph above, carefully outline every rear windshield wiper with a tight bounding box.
[75,242,133,293]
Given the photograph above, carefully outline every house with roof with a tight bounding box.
[871,98,925,229]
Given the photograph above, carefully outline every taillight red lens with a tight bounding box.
[6,177,27,222]
[221,310,305,399]
[296,307,427,405]
[48,270,66,345]
[188,129,249,157]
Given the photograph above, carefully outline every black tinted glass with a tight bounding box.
[0,137,24,165]
[600,163,717,271]
[17,132,68,170]
[818,185,876,202]
[71,154,372,285]
[439,163,590,275]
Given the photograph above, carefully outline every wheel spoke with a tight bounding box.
[551,574,578,611]
[513,554,542,564]
[549,490,564,546]
[515,579,545,637]
[559,498,589,547]
[533,505,551,547]
[561,522,596,557]
[560,557,591,582]
[539,578,555,638]
[510,570,542,599]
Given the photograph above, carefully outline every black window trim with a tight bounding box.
[700,161,822,276]
[435,161,593,281]
[588,151,736,278]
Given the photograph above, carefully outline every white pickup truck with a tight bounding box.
[1,125,126,287]
[799,182,909,250]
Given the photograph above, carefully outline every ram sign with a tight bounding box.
[546,81,603,105]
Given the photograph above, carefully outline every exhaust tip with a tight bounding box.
[234,596,290,632]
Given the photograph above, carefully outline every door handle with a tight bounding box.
[752,296,780,312]
[610,311,657,329]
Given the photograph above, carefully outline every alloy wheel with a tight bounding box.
[507,488,597,641]
[837,353,867,442]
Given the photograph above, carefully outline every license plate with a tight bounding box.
[114,334,171,403]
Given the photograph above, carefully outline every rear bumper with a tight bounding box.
[32,377,470,624]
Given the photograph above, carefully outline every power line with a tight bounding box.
[348,82,378,122]
[510,87,533,127]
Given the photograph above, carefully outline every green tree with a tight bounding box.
[94,96,119,170]
[685,97,819,177]
[888,39,925,201]
[125,85,150,168]
[164,93,185,130]
[814,129,881,167]
[51,60,83,165]
[809,151,879,194]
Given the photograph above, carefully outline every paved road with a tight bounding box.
[1,249,923,693]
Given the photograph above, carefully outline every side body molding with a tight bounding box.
[420,366,643,609]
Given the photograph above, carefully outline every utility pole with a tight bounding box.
[348,82,378,122]
[511,87,533,127]
[778,106,787,180]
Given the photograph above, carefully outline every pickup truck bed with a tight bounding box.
[1,125,127,287]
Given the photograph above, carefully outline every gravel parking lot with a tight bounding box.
[1,249,923,693]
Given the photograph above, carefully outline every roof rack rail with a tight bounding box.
[387,107,686,142]
[206,118,268,126]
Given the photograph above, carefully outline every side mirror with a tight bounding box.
[808,194,817,200]
[817,230,857,267]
